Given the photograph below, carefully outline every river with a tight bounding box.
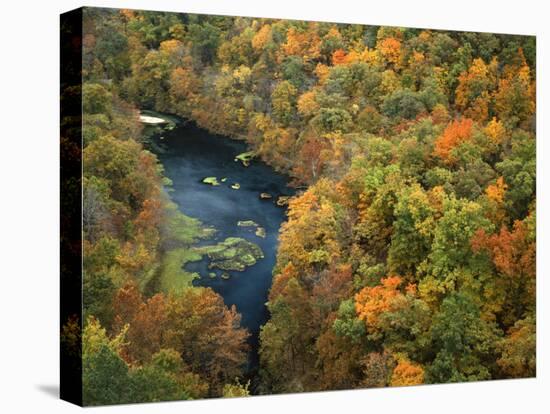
[148,115,293,383]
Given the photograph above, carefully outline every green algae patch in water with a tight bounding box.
[196,237,264,272]
[234,151,255,167]
[202,176,220,186]
[237,220,258,227]
[159,248,202,293]
[201,226,217,238]
[150,201,217,295]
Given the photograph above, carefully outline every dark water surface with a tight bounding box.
[150,118,293,376]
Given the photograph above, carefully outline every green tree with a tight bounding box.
[497,315,536,378]
[382,89,426,120]
[388,184,435,275]
[188,22,221,65]
[129,349,192,403]
[271,80,297,125]
[83,83,112,115]
[82,318,131,406]
[495,131,536,219]
[427,293,500,383]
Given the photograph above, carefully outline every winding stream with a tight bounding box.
[149,116,294,377]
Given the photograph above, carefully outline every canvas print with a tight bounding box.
[60,6,536,406]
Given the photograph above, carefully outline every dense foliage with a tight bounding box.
[68,7,536,401]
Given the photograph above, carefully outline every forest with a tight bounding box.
[64,7,536,404]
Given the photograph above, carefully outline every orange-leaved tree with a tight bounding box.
[433,118,474,164]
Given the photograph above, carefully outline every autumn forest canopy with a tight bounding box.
[65,7,536,405]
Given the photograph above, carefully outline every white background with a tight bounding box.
[0,0,547,412]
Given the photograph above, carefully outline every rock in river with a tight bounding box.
[276,195,291,206]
